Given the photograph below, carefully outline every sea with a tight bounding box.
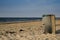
[0,17,60,22]
[0,17,42,22]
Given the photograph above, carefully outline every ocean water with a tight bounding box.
[0,18,42,22]
[0,17,60,22]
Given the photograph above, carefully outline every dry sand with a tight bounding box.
[0,20,60,40]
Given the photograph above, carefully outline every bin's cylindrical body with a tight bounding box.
[42,15,56,34]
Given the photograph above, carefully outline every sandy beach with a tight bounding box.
[0,19,60,40]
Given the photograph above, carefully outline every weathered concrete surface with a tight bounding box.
[42,15,56,34]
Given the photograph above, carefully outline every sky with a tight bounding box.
[0,0,60,17]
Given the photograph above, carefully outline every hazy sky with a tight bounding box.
[0,0,60,17]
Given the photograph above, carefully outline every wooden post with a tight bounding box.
[51,15,56,34]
